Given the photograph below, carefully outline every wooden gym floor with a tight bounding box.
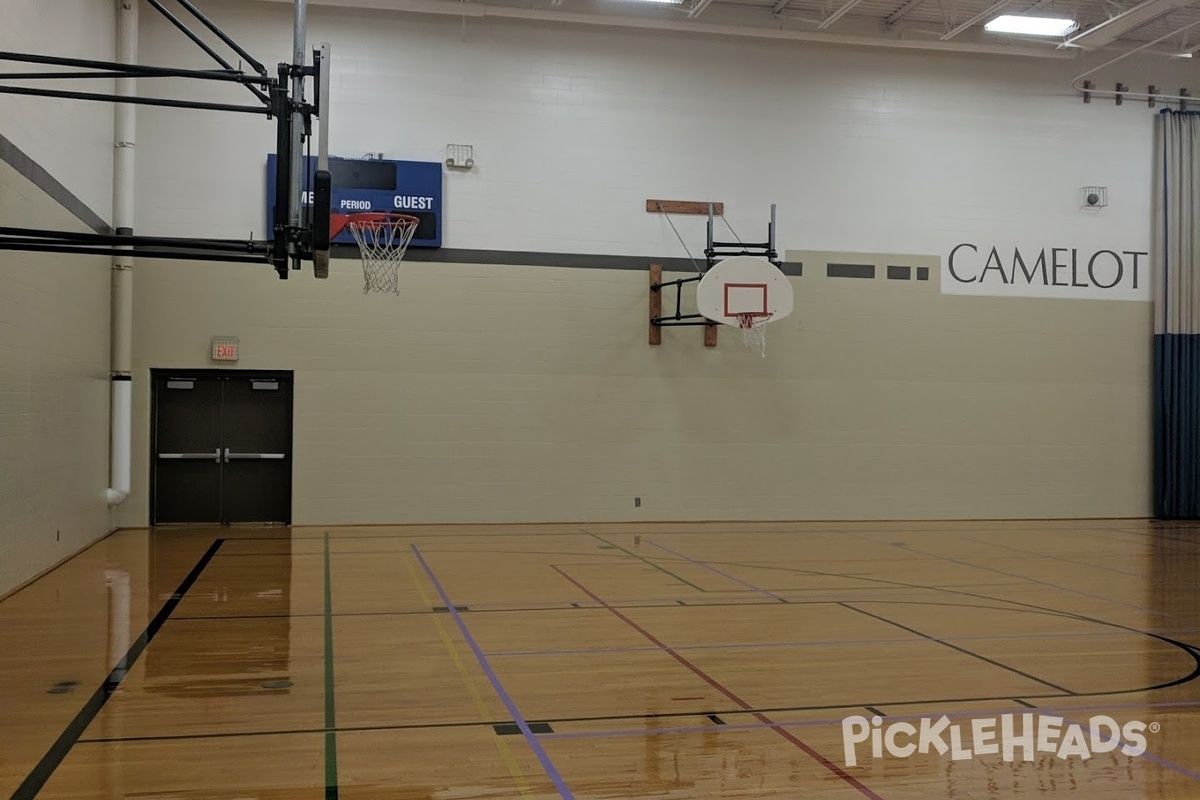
[2,520,1200,799]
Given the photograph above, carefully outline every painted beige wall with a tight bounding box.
[0,161,112,594]
[119,251,1150,526]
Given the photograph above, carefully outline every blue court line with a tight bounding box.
[409,545,575,800]
[852,535,1170,618]
[647,541,789,602]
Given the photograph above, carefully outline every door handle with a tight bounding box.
[223,448,286,462]
[158,448,221,462]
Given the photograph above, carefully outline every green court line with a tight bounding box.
[583,531,706,592]
[324,532,339,800]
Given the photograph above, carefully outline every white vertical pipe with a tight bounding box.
[288,0,306,231]
[108,0,136,507]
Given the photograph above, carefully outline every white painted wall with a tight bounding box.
[0,0,116,223]
[0,161,112,595]
[136,0,1189,278]
[123,2,1189,524]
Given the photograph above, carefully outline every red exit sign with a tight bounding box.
[211,337,239,362]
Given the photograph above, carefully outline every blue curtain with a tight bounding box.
[1153,110,1200,518]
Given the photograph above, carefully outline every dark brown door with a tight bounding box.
[152,376,222,523]
[151,371,293,524]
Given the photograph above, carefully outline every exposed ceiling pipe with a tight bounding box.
[1069,15,1200,100]
[886,0,930,26]
[258,0,1074,58]
[1062,0,1196,49]
[107,0,136,508]
[818,0,869,29]
[687,0,717,20]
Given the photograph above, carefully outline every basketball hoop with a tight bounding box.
[695,256,792,357]
[736,312,772,357]
[331,212,420,295]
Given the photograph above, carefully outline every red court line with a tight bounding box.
[550,565,885,800]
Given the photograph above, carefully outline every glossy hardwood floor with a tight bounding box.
[2,519,1200,799]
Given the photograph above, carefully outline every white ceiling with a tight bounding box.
[261,0,1200,61]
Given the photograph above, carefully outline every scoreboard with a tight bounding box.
[266,154,443,248]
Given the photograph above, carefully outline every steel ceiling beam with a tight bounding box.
[887,0,931,25]
[819,0,870,27]
[1062,0,1196,48]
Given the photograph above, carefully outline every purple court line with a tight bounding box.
[409,545,575,800]
[486,627,1200,658]
[847,533,1171,618]
[647,541,790,602]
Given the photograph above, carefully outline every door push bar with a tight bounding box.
[157,448,221,462]
[223,448,286,462]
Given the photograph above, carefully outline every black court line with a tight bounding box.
[857,534,1165,617]
[73,544,1200,749]
[963,537,1142,579]
[10,539,224,800]
[75,691,1200,746]
[864,706,886,717]
[228,533,584,541]
[494,722,554,735]
[166,599,804,623]
[582,530,705,592]
[838,602,1076,695]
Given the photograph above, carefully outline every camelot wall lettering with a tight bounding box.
[942,243,1150,301]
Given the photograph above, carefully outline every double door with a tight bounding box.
[151,370,293,524]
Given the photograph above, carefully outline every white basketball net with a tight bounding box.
[347,215,419,295]
[736,313,771,357]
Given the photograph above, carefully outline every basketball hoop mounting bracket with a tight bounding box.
[648,204,789,353]
[704,203,779,271]
[648,264,719,348]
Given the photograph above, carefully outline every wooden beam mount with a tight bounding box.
[646,199,724,215]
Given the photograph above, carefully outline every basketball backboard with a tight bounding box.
[696,255,794,328]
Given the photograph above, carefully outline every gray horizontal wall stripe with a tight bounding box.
[0,133,111,235]
[334,244,802,275]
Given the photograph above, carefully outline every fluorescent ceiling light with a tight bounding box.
[985,15,1076,36]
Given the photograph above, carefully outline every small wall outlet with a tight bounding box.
[56,530,60,542]
[634,497,641,507]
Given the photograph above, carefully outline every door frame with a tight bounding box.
[149,368,295,525]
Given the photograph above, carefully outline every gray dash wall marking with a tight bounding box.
[827,263,876,279]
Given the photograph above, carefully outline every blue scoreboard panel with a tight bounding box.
[266,154,443,248]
